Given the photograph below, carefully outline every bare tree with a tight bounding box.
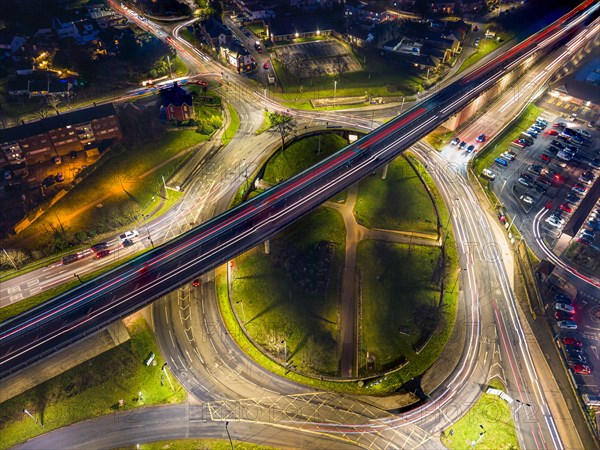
[46,95,61,115]
[333,55,349,77]
[35,105,52,120]
[268,112,294,155]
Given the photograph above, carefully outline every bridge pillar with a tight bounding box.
[264,239,270,255]
[381,163,389,180]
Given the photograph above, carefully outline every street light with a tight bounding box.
[333,80,337,104]
[140,214,155,248]
[513,399,531,416]
[470,424,485,447]
[225,421,234,450]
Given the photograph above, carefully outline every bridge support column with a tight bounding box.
[264,239,270,255]
[381,163,389,180]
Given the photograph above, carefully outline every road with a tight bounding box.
[3,2,599,449]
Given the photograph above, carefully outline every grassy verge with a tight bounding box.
[255,111,272,135]
[231,207,345,375]
[354,156,438,234]
[456,36,509,75]
[358,241,442,372]
[3,129,206,253]
[263,133,348,183]
[424,126,453,151]
[222,104,240,147]
[441,379,519,449]
[0,247,152,322]
[472,103,543,203]
[118,440,276,450]
[0,317,185,450]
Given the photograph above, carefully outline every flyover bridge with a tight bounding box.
[0,0,597,379]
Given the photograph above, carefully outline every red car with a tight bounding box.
[560,203,573,213]
[547,129,558,136]
[541,154,552,162]
[95,249,110,259]
[571,364,591,374]
[191,279,201,287]
[562,336,583,346]
[577,237,591,246]
[263,62,269,70]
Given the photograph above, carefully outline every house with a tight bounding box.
[346,26,374,48]
[233,0,274,20]
[7,72,72,98]
[197,18,232,49]
[159,82,194,122]
[429,0,457,14]
[0,103,121,167]
[0,30,28,59]
[221,40,255,72]
[268,15,336,42]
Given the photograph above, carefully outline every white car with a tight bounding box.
[482,168,496,180]
[500,152,515,161]
[555,303,575,314]
[557,151,573,161]
[546,217,563,228]
[577,129,591,138]
[520,195,534,205]
[119,230,139,241]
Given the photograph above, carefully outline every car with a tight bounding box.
[482,168,496,180]
[534,184,547,194]
[580,170,595,181]
[528,164,542,175]
[512,139,526,148]
[578,237,592,245]
[547,129,558,136]
[70,151,78,159]
[557,134,571,143]
[546,146,560,154]
[467,144,476,153]
[476,133,486,142]
[520,195,534,205]
[551,140,565,149]
[589,158,600,169]
[536,118,549,125]
[557,320,577,330]
[555,311,573,321]
[43,175,56,187]
[571,135,584,145]
[559,203,573,213]
[577,129,591,138]
[191,279,202,287]
[562,336,582,346]
[500,152,515,161]
[565,193,581,204]
[562,127,576,136]
[555,294,573,304]
[537,176,552,186]
[571,364,590,374]
[557,151,573,161]
[55,172,64,182]
[95,249,111,259]
[122,238,134,248]
[520,173,533,182]
[51,155,62,165]
[90,242,109,252]
[555,303,575,314]
[541,154,552,162]
[527,129,539,138]
[579,229,595,239]
[553,122,566,128]
[549,214,565,224]
[518,177,531,187]
[530,125,543,132]
[451,137,460,145]
[551,172,566,183]
[263,62,269,70]
[119,230,139,240]
[495,157,508,167]
[545,216,562,228]
[568,354,587,364]
[459,141,467,149]
[534,121,547,129]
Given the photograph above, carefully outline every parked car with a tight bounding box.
[545,216,562,228]
[451,137,460,145]
[476,133,486,142]
[495,157,508,167]
[557,320,577,330]
[43,175,56,187]
[555,294,573,304]
[565,193,581,205]
[572,183,587,194]
[562,336,582,346]
[500,152,515,161]
[482,168,496,180]
[518,177,532,187]
[70,151,78,159]
[119,230,139,241]
[459,141,467,149]
[520,195,534,205]
[559,203,573,213]
[568,354,587,364]
[467,144,475,153]
[571,364,590,374]
[263,62,269,70]
[577,129,591,138]
[555,303,575,314]
[547,129,558,136]
[55,172,64,182]
[51,155,62,165]
[528,164,543,175]
[555,311,573,321]
[537,176,552,186]
[541,154,552,162]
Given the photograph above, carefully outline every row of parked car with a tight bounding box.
[552,294,592,375]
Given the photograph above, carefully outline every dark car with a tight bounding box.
[122,238,134,248]
[565,193,581,205]
[459,141,467,149]
[537,176,552,186]
[55,172,64,182]
[90,242,109,252]
[43,175,56,187]
[534,184,547,194]
[467,144,475,153]
[520,173,533,182]
[95,249,110,259]
[551,140,565,149]
[62,254,80,265]
[568,354,586,364]
[70,151,78,159]
[476,133,486,142]
[555,294,572,304]
[555,311,573,321]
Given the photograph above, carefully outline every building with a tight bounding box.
[0,30,28,59]
[160,82,194,121]
[233,0,274,20]
[268,15,336,42]
[0,103,121,167]
[197,18,232,50]
[549,56,600,110]
[221,40,256,72]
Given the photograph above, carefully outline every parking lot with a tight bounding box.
[274,40,361,76]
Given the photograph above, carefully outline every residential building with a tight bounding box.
[0,30,28,59]
[160,82,194,121]
[197,18,233,49]
[221,40,256,72]
[0,103,121,167]
[268,15,336,41]
[233,0,274,20]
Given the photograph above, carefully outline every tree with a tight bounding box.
[46,95,61,115]
[332,55,349,78]
[35,106,52,120]
[267,112,294,156]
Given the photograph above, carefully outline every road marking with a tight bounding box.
[26,279,40,287]
[10,294,23,302]
[7,286,21,294]
[589,345,598,360]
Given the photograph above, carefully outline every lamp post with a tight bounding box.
[333,80,337,104]
[281,339,287,363]
[470,425,485,447]
[225,421,234,450]
[513,399,531,416]
[140,214,155,249]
